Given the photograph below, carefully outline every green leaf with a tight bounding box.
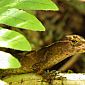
[0,8,45,31]
[0,0,59,11]
[0,27,4,30]
[0,0,13,8]
[0,51,21,69]
[0,27,31,51]
[11,0,59,11]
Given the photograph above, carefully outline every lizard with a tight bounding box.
[0,35,85,78]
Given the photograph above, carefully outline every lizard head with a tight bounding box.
[64,35,85,43]
[64,35,85,53]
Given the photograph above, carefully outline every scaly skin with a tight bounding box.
[0,35,85,77]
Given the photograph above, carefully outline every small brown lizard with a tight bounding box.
[0,35,85,77]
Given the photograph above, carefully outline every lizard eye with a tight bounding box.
[71,40,78,46]
[71,40,77,43]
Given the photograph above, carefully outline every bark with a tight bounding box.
[2,73,85,85]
